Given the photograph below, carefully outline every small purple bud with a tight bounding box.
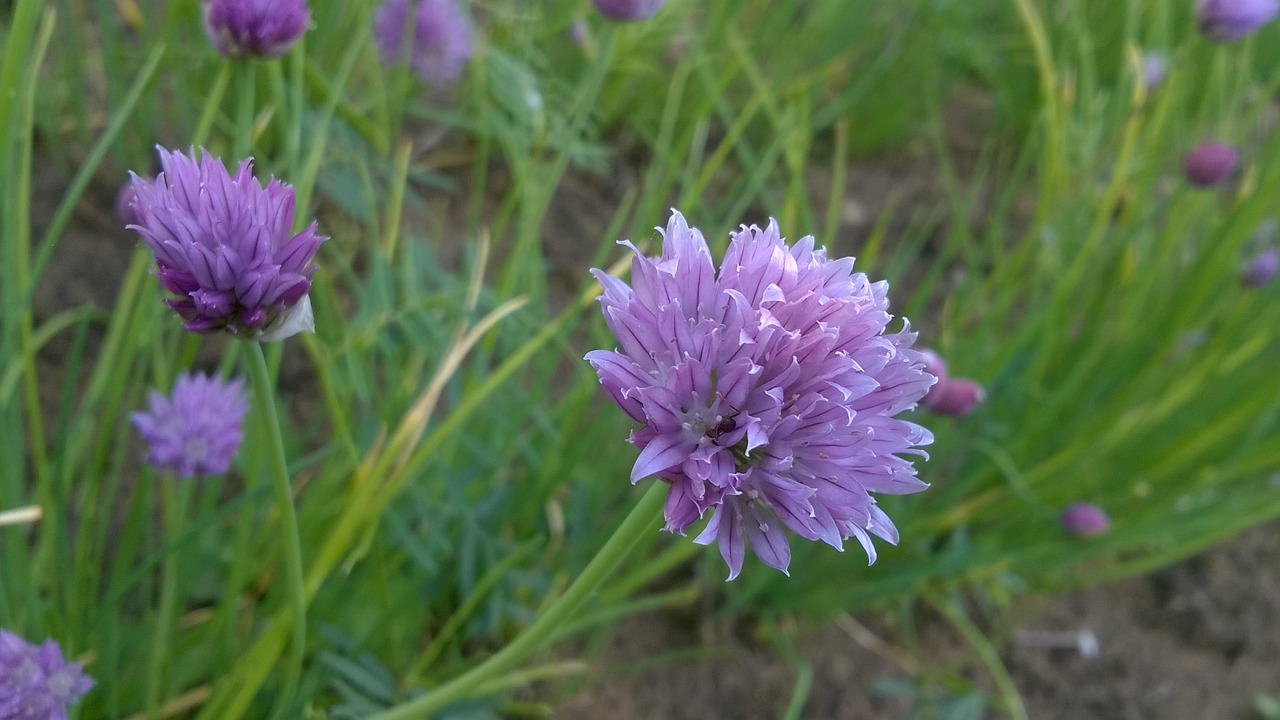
[922,377,984,417]
[1184,141,1240,187]
[1242,247,1280,288]
[1142,51,1168,91]
[1196,0,1280,41]
[918,349,948,384]
[569,18,588,46]
[592,0,665,21]
[1060,502,1110,538]
[203,0,310,58]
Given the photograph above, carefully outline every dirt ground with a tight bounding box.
[556,522,1280,720]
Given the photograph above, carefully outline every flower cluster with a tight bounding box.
[373,0,473,85]
[0,630,94,720]
[127,147,325,340]
[203,0,311,58]
[587,211,935,579]
[132,372,249,478]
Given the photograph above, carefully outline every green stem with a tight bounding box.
[926,589,1029,720]
[144,477,194,719]
[233,60,257,159]
[244,341,307,715]
[371,482,667,720]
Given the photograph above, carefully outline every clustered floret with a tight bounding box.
[0,630,94,720]
[128,147,326,340]
[132,372,250,478]
[587,211,936,579]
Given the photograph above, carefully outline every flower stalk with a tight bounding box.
[371,481,667,720]
[244,341,307,712]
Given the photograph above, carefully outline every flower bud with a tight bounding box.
[922,378,984,417]
[203,0,310,59]
[1060,502,1110,538]
[918,349,948,383]
[1184,141,1239,187]
[592,0,665,21]
[1142,51,1168,91]
[1196,0,1280,42]
[1242,247,1279,288]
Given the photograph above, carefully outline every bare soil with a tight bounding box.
[557,522,1280,720]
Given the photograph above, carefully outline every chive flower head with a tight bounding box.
[132,372,249,478]
[587,211,935,579]
[373,0,472,85]
[203,0,311,58]
[0,630,94,720]
[127,147,325,340]
[1196,0,1280,41]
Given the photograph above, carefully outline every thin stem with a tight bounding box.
[233,60,257,159]
[371,482,668,720]
[244,341,307,715]
[926,589,1029,720]
[145,477,194,719]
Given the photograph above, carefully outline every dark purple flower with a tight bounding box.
[592,0,664,21]
[1242,247,1279,288]
[1060,502,1110,538]
[203,0,310,58]
[0,630,94,720]
[127,147,325,340]
[587,211,935,579]
[132,372,249,478]
[373,0,472,86]
[1196,0,1279,41]
[1184,141,1239,187]
[922,378,985,417]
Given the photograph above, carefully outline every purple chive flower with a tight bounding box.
[203,0,310,58]
[587,211,935,580]
[922,378,985,417]
[1242,247,1279,287]
[373,0,472,86]
[127,147,325,340]
[1184,141,1240,187]
[0,630,94,720]
[132,372,249,478]
[592,0,665,21]
[1060,502,1110,538]
[1196,0,1280,41]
